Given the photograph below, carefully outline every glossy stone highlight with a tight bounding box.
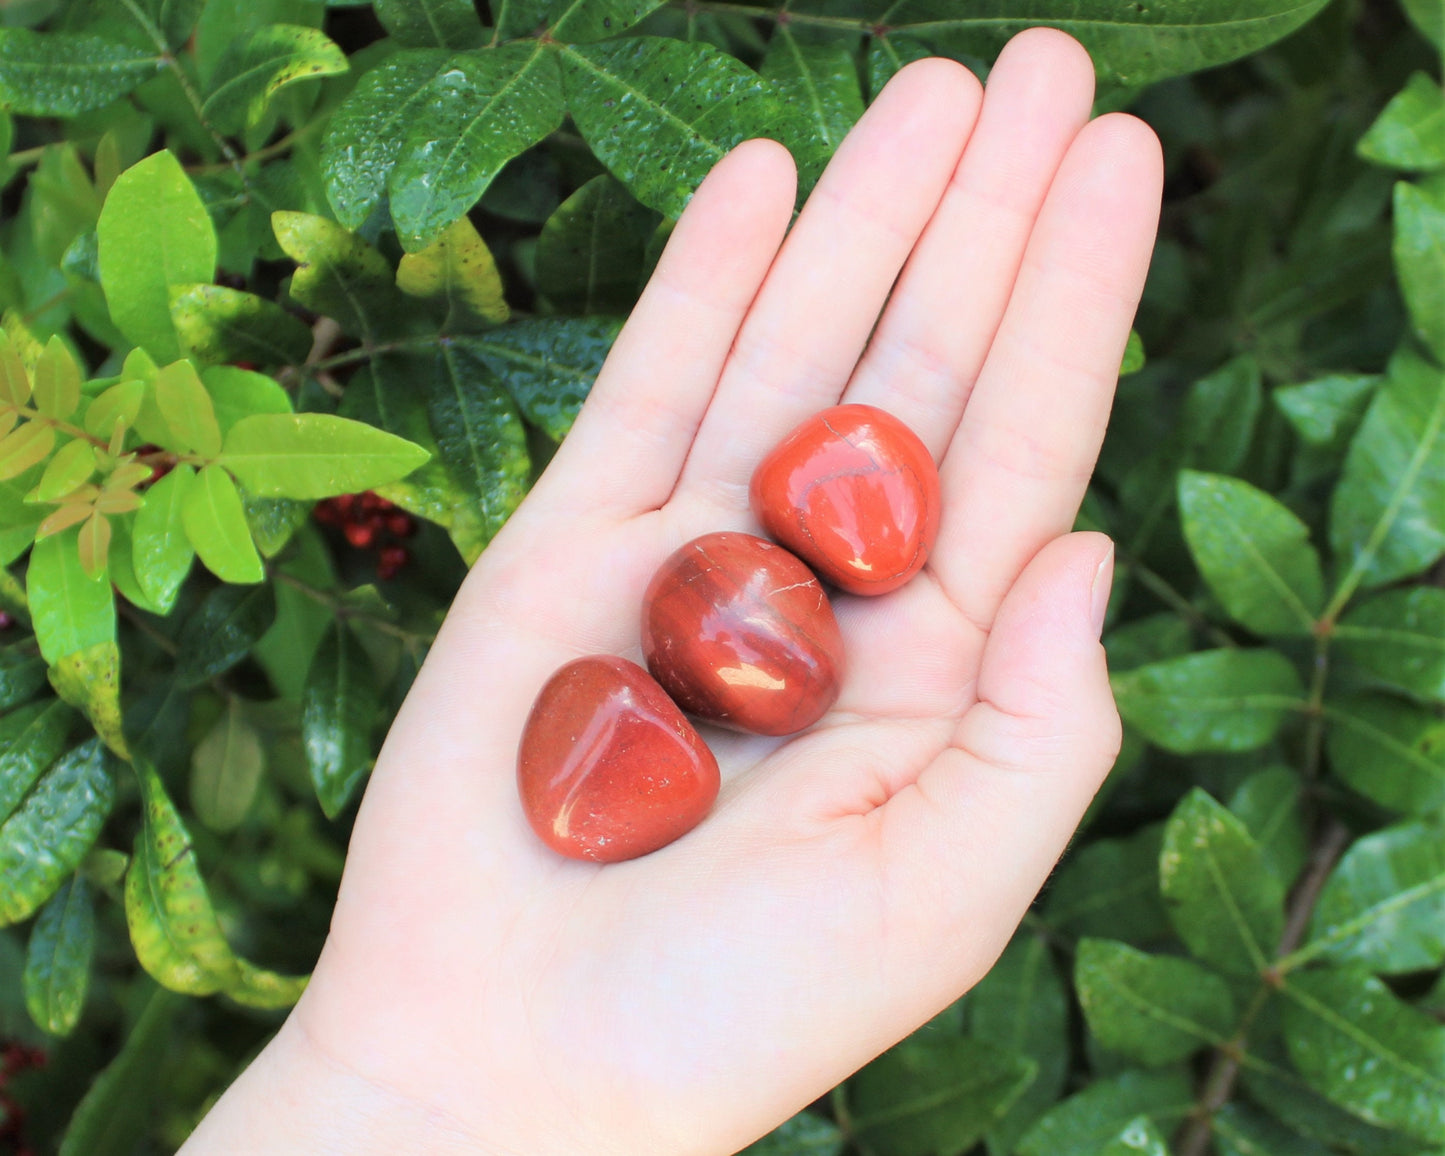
[750,404,942,595]
[642,532,844,736]
[517,656,720,863]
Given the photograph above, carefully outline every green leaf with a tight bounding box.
[272,210,402,341]
[1178,470,1324,636]
[190,696,264,832]
[320,49,454,230]
[1112,649,1305,754]
[0,423,55,482]
[1282,967,1445,1143]
[1394,182,1445,363]
[201,24,348,136]
[1119,329,1145,376]
[83,379,147,441]
[0,649,48,713]
[1043,825,1172,945]
[389,43,565,250]
[496,0,665,41]
[203,365,293,434]
[969,931,1069,1155]
[0,699,76,824]
[396,215,510,330]
[1358,74,1445,171]
[48,640,128,760]
[242,493,308,558]
[425,343,529,543]
[759,27,861,187]
[182,463,263,583]
[153,359,221,458]
[220,412,431,499]
[1400,0,1444,45]
[1185,355,1265,474]
[175,582,277,688]
[1075,938,1236,1065]
[131,464,194,613]
[1335,587,1445,702]
[1228,766,1309,889]
[23,875,93,1036]
[97,150,217,363]
[847,1035,1037,1156]
[1273,374,1380,451]
[877,0,1332,88]
[558,37,803,219]
[465,316,619,441]
[1160,788,1286,975]
[26,528,115,663]
[535,174,656,315]
[1325,693,1445,815]
[1099,1117,1169,1156]
[1017,1069,1195,1156]
[0,738,114,925]
[169,283,313,367]
[31,335,81,420]
[31,439,96,503]
[1294,820,1445,974]
[302,620,378,818]
[1330,345,1445,595]
[737,1112,844,1155]
[0,30,162,117]
[125,758,237,993]
[1210,1102,1335,1156]
[374,0,485,47]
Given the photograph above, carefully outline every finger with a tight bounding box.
[531,138,797,519]
[932,113,1162,628]
[875,533,1120,1009]
[841,29,1096,459]
[675,58,983,510]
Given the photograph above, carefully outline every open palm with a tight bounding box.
[185,29,1162,1156]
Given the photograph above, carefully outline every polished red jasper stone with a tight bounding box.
[517,656,720,863]
[750,404,942,596]
[642,532,844,736]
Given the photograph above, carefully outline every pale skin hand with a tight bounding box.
[183,29,1162,1156]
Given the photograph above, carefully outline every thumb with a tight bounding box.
[881,531,1120,1002]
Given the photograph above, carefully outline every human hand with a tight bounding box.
[183,28,1162,1156]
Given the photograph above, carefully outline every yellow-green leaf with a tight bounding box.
[31,439,96,503]
[0,421,55,481]
[153,360,221,458]
[182,464,263,584]
[26,528,114,664]
[132,464,195,613]
[396,216,510,330]
[190,697,264,832]
[218,413,430,499]
[82,379,145,441]
[30,336,81,420]
[47,640,127,760]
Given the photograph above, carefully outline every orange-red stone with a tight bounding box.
[642,532,843,736]
[517,656,720,862]
[750,404,941,595]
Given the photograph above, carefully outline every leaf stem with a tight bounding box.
[270,569,436,650]
[677,1,877,33]
[1123,553,1238,649]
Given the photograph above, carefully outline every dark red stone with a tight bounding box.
[642,532,844,736]
[750,404,942,596]
[517,656,720,863]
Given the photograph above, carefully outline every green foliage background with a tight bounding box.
[0,0,1441,1152]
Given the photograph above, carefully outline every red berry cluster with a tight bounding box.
[312,492,418,580]
[0,1042,48,1156]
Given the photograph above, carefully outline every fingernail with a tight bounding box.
[1089,543,1115,638]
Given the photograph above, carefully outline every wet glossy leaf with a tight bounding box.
[0,650,49,713]
[1017,1069,1195,1156]
[175,582,276,688]
[1099,1117,1169,1156]
[182,463,263,583]
[0,699,76,824]
[1228,766,1309,889]
[465,316,619,441]
[190,697,264,832]
[1394,182,1445,362]
[1178,470,1323,636]
[242,493,308,558]
[535,174,656,314]
[272,210,403,340]
[1112,649,1305,754]
[1043,825,1171,945]
[1273,374,1380,451]
[495,0,665,42]
[169,283,312,367]
[0,738,114,925]
[1331,348,1445,592]
[202,24,347,135]
[396,215,510,330]
[389,43,565,250]
[1296,820,1445,974]
[848,1035,1036,1156]
[220,412,430,499]
[26,528,115,663]
[760,27,861,187]
[48,640,128,759]
[1358,73,1445,171]
[0,30,162,116]
[1210,1102,1334,1156]
[153,360,221,458]
[1075,938,1236,1065]
[1325,693,1445,815]
[1282,967,1445,1143]
[131,464,194,613]
[1160,788,1285,975]
[320,49,453,230]
[1335,587,1445,702]
[302,620,378,819]
[31,335,81,420]
[23,875,93,1036]
[737,1111,843,1156]
[97,151,217,363]
[374,0,484,47]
